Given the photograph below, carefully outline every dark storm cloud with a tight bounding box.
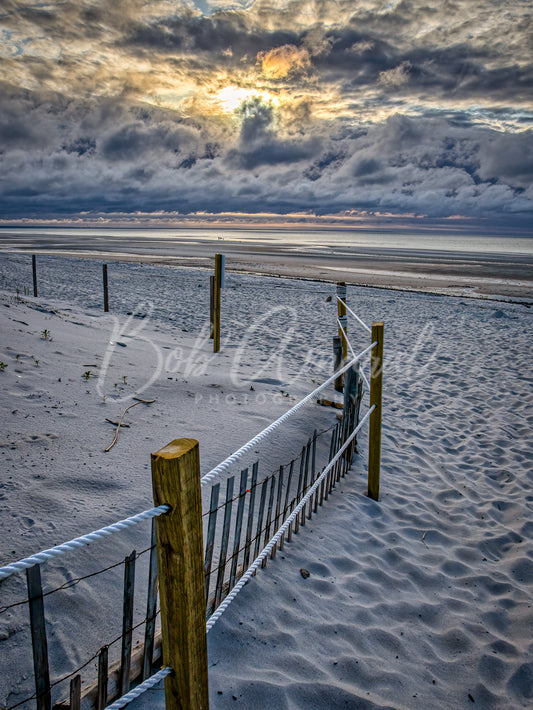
[123,12,298,63]
[477,131,533,185]
[99,122,198,161]
[226,137,320,169]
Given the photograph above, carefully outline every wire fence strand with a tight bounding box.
[0,545,155,616]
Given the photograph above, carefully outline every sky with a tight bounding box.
[0,0,532,231]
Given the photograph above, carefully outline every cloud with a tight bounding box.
[378,61,411,88]
[225,97,321,168]
[477,131,533,187]
[0,0,531,225]
[257,44,311,79]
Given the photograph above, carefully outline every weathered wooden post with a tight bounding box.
[213,254,224,353]
[97,647,108,710]
[69,676,81,710]
[368,322,384,501]
[209,275,215,340]
[103,264,109,312]
[343,363,359,464]
[27,564,51,710]
[336,282,347,362]
[119,551,136,696]
[32,255,38,297]
[151,438,209,710]
[142,520,159,681]
[333,334,343,393]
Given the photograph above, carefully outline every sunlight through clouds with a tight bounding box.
[0,0,531,224]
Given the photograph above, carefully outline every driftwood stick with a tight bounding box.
[105,398,155,452]
[105,419,131,427]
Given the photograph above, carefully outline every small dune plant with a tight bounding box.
[0,362,7,372]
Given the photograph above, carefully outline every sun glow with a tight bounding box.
[215,86,280,113]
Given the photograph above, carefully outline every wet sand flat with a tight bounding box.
[1,229,532,300]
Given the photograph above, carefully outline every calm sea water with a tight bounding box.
[0,227,532,256]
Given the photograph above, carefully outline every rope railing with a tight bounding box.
[104,667,173,710]
[336,322,371,392]
[0,505,170,582]
[360,364,371,392]
[205,404,375,632]
[201,341,377,487]
[336,295,372,334]
[337,317,356,359]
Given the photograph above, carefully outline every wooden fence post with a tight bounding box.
[213,254,223,353]
[103,264,109,312]
[151,438,209,710]
[343,364,359,465]
[32,255,38,297]
[119,551,136,696]
[26,564,51,710]
[209,275,215,340]
[336,282,347,362]
[97,647,108,710]
[142,520,159,681]
[368,322,384,501]
[69,675,81,710]
[333,335,343,393]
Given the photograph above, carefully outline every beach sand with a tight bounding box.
[0,253,532,709]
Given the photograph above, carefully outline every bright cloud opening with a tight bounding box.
[216,86,280,113]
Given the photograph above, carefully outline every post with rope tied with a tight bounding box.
[368,322,384,501]
[336,281,347,366]
[151,438,209,710]
[332,282,347,393]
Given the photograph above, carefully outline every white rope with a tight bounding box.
[335,321,371,393]
[104,666,172,709]
[337,318,356,359]
[336,296,372,334]
[206,405,374,632]
[201,342,376,487]
[0,505,170,582]
[360,367,371,392]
